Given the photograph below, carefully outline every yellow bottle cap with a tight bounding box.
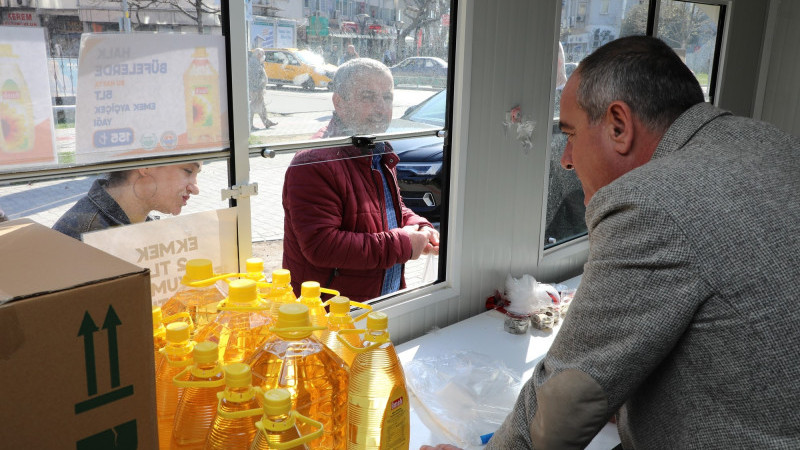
[224,363,252,388]
[228,279,258,304]
[277,303,310,329]
[193,341,219,364]
[367,311,388,331]
[166,321,190,343]
[300,281,321,298]
[329,296,351,315]
[182,259,214,283]
[246,258,264,274]
[271,269,291,286]
[192,47,209,58]
[152,307,163,330]
[261,388,292,416]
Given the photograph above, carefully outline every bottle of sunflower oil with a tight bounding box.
[160,258,229,333]
[244,257,271,298]
[318,296,371,367]
[170,341,226,449]
[154,308,194,373]
[193,279,273,365]
[247,303,348,449]
[206,363,263,449]
[153,307,167,372]
[265,269,298,321]
[250,388,324,450]
[338,311,410,449]
[297,281,339,331]
[156,322,195,449]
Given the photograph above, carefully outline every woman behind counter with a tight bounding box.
[53,162,201,240]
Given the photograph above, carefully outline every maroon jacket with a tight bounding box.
[282,119,432,301]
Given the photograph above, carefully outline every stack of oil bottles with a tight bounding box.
[151,257,410,449]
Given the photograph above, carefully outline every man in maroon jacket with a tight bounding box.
[282,58,439,301]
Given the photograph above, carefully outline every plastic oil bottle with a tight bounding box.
[318,296,370,367]
[250,388,324,450]
[0,44,34,153]
[297,281,339,331]
[247,303,349,450]
[193,278,273,365]
[244,257,271,298]
[156,322,195,449]
[160,258,227,334]
[183,46,222,145]
[154,308,194,373]
[265,269,298,321]
[153,307,167,372]
[170,341,226,449]
[338,311,410,449]
[206,363,263,450]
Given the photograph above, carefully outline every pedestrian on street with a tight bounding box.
[281,58,439,301]
[339,44,359,65]
[248,48,277,130]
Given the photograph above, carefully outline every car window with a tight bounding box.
[399,89,446,129]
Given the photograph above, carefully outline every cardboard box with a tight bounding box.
[0,219,157,448]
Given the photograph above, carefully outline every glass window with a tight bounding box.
[546,0,724,248]
[656,1,723,103]
[245,0,452,304]
[0,2,230,237]
[1,0,453,306]
[0,8,228,175]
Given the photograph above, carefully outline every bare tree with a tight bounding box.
[399,0,449,59]
[114,0,220,33]
[164,0,220,34]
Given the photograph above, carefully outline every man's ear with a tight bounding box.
[605,100,635,155]
[332,92,343,112]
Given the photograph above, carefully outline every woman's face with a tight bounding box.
[144,163,201,216]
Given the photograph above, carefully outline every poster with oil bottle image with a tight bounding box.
[0,26,57,168]
[75,33,228,163]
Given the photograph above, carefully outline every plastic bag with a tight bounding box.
[504,274,560,316]
[404,350,522,447]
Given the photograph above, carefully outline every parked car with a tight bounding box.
[389,89,447,223]
[390,57,448,88]
[262,48,337,90]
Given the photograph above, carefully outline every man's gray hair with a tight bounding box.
[333,58,392,99]
[575,36,705,133]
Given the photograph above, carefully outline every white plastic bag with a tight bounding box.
[405,350,522,447]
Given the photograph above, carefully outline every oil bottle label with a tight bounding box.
[380,384,410,449]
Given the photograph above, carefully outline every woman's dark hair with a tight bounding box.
[106,170,135,187]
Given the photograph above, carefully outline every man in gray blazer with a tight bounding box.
[423,36,800,449]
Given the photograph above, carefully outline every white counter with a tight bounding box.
[396,277,621,449]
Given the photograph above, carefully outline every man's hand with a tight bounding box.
[407,229,430,260]
[420,226,440,256]
[403,225,440,259]
[420,445,463,450]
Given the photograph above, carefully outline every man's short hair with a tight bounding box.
[575,36,705,133]
[333,58,392,99]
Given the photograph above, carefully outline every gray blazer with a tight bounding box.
[488,103,800,449]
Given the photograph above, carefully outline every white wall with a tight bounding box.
[758,0,800,136]
[386,0,780,346]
